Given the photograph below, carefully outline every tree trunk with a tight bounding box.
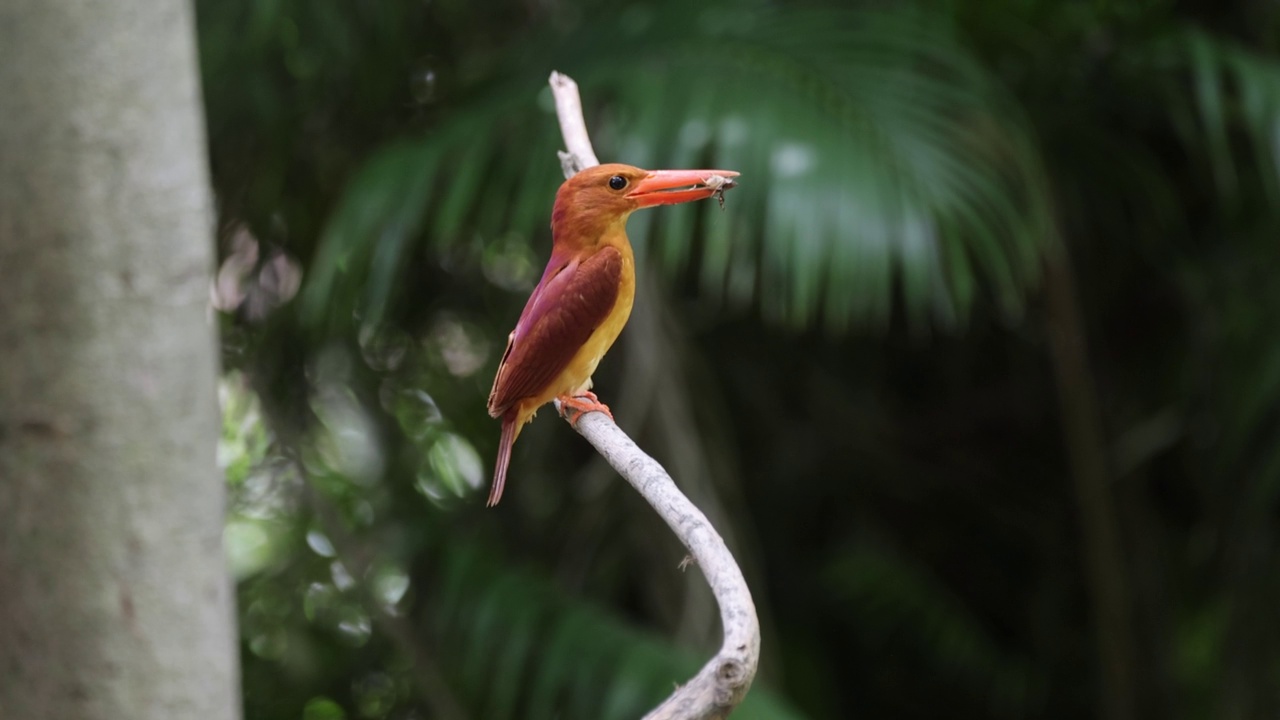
[0,1,240,719]
[1043,252,1138,720]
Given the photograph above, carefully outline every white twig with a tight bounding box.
[549,71,601,175]
[549,71,760,720]
[563,408,760,720]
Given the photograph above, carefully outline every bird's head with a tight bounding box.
[550,163,739,245]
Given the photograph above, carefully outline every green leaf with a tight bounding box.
[300,2,1053,336]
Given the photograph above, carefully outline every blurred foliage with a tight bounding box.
[200,0,1280,718]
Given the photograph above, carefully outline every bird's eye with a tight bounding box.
[608,175,627,191]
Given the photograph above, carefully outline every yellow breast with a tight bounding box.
[552,239,635,398]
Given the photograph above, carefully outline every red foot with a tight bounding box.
[556,391,613,426]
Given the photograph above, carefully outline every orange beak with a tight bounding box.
[626,169,740,208]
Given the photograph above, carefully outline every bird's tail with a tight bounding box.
[488,409,519,507]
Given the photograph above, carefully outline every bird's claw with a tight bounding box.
[556,391,614,426]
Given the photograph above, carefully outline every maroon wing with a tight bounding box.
[487,246,623,417]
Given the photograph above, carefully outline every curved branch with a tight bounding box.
[548,71,760,719]
[562,408,760,719]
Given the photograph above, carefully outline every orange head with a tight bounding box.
[550,163,739,245]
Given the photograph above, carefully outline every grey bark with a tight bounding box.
[0,2,240,719]
[563,409,760,720]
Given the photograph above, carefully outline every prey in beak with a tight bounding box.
[626,169,740,208]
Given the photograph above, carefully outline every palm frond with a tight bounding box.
[1164,27,1280,202]
[299,2,1052,336]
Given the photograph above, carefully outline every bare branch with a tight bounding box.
[548,71,760,720]
[549,71,601,175]
[561,408,761,720]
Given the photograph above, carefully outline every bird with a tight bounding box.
[485,163,738,506]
